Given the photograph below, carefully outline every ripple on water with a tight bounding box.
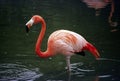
[0,63,43,81]
[67,62,95,77]
[71,62,95,71]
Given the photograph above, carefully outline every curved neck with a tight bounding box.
[35,18,46,50]
[35,17,51,58]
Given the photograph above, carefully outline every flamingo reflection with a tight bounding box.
[83,0,119,31]
[83,0,110,16]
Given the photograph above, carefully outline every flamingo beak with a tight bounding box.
[26,26,29,33]
[25,18,34,33]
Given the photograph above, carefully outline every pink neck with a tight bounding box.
[35,17,52,58]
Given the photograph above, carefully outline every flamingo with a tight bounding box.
[25,15,100,71]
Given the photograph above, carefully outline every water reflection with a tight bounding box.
[83,0,109,10]
[82,0,120,31]
[82,0,110,16]
[0,63,43,81]
[67,62,96,81]
[83,0,110,18]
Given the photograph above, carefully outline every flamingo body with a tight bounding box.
[25,15,100,71]
[47,30,87,56]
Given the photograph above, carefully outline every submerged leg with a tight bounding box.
[66,56,71,72]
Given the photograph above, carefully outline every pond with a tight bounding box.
[0,0,120,81]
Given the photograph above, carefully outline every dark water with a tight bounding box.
[0,0,120,81]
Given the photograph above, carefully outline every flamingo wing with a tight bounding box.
[47,30,88,56]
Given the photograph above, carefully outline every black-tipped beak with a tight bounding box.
[26,26,29,33]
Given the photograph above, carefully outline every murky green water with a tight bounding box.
[0,0,120,81]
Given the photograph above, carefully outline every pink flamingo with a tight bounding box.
[25,15,100,71]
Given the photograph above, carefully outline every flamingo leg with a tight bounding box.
[66,56,71,72]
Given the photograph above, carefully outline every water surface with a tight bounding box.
[0,0,120,81]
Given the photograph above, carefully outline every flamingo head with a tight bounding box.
[25,15,44,33]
